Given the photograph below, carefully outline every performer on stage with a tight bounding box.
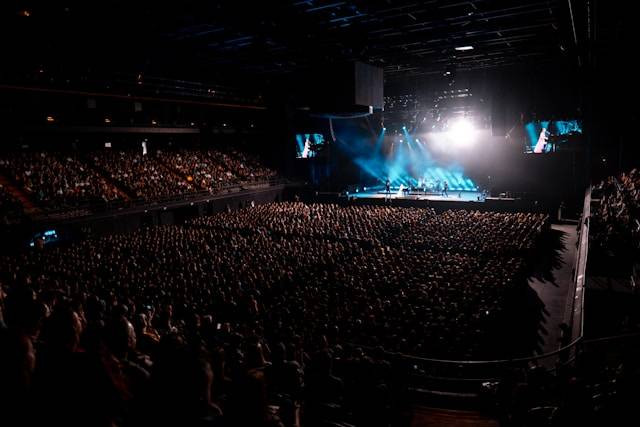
[442,180,449,197]
[385,178,391,199]
[533,127,549,153]
[301,135,312,158]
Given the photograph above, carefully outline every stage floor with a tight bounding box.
[352,190,483,203]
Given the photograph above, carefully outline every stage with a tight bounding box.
[351,189,485,203]
[330,188,540,213]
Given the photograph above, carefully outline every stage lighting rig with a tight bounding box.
[447,118,476,146]
[444,65,456,86]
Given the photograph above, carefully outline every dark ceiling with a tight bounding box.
[168,0,579,78]
[2,0,585,88]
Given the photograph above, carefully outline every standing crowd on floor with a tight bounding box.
[0,202,548,426]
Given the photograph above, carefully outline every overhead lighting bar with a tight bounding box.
[454,46,474,51]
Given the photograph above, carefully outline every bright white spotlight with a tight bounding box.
[447,119,476,146]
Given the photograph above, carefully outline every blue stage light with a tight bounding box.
[331,116,477,196]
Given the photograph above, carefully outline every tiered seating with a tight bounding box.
[158,149,278,192]
[156,149,232,192]
[90,150,196,200]
[0,151,123,210]
[0,148,279,214]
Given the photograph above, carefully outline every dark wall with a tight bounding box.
[586,1,638,181]
[0,86,284,172]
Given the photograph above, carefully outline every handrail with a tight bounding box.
[582,331,640,345]
[349,335,583,367]
[576,185,591,342]
[558,185,589,360]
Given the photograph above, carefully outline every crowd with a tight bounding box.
[91,150,196,200]
[0,184,24,225]
[157,149,277,193]
[0,148,279,214]
[0,202,548,426]
[591,169,640,261]
[156,149,229,193]
[0,152,123,211]
[212,149,278,184]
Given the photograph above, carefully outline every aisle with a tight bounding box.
[527,223,578,356]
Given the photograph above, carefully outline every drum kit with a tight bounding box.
[414,178,442,193]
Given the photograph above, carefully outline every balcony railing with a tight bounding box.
[30,178,288,222]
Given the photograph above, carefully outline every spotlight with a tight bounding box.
[383,127,386,131]
[447,118,476,146]
[402,125,406,130]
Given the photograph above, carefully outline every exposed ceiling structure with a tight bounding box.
[181,0,579,79]
[3,0,582,86]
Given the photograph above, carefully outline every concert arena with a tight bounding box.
[0,2,637,426]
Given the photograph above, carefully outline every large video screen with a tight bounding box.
[524,119,582,153]
[295,133,326,158]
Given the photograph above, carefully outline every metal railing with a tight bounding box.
[349,333,584,392]
[568,186,591,349]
